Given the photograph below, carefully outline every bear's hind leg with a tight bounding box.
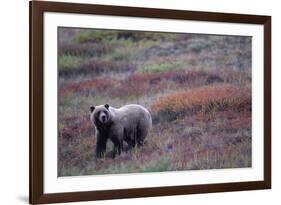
[136,124,148,147]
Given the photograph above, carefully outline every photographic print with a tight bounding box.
[58,27,252,177]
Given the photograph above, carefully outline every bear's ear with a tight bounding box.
[104,104,109,110]
[90,106,95,113]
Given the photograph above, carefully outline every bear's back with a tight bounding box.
[110,104,151,127]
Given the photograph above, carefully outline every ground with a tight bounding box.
[57,28,252,176]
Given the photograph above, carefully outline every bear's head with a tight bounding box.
[90,104,111,128]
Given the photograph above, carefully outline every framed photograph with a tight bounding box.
[30,0,271,204]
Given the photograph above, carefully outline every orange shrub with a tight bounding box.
[151,85,251,121]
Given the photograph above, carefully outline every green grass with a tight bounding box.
[139,156,172,172]
[59,166,82,176]
[75,30,118,43]
[61,155,173,175]
[58,54,82,70]
[188,38,214,53]
[141,62,183,73]
[109,49,133,61]
[75,30,177,44]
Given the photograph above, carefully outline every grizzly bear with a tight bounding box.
[90,104,152,158]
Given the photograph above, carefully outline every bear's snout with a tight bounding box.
[99,112,107,123]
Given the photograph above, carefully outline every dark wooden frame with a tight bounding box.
[29,0,271,204]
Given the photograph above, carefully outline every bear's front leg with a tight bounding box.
[95,132,107,158]
[111,138,123,158]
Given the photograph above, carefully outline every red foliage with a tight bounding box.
[59,78,118,97]
[151,84,251,116]
[59,70,249,100]
[109,70,223,98]
[59,114,93,141]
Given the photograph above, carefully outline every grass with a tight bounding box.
[141,62,183,73]
[58,54,82,70]
[108,48,135,61]
[75,30,117,43]
[151,85,251,122]
[57,28,252,176]
[58,42,114,57]
[75,30,177,44]
[59,70,246,100]
[79,59,136,74]
[187,38,214,53]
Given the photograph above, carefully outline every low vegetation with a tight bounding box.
[151,85,251,122]
[58,28,252,176]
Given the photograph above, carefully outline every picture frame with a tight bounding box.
[29,0,271,204]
